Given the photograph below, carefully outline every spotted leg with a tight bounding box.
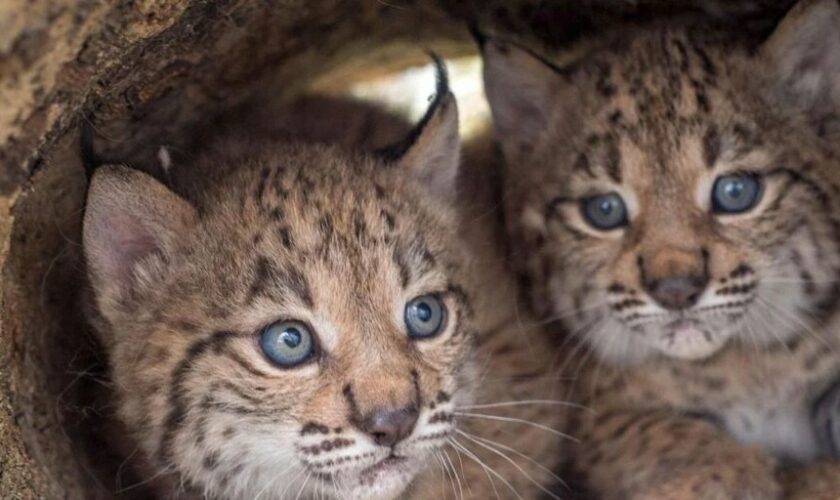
[781,380,840,499]
[572,408,781,500]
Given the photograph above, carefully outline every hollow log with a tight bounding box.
[0,1,797,497]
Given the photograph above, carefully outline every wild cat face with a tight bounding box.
[83,74,475,498]
[484,0,840,363]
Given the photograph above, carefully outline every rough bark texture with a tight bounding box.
[0,1,800,498]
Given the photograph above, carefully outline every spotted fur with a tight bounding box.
[483,0,840,497]
[83,78,478,498]
[406,134,570,500]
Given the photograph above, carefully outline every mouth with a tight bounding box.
[665,318,705,336]
[656,317,728,360]
[359,455,408,482]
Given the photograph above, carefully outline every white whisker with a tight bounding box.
[293,471,312,500]
[443,447,468,499]
[442,448,465,500]
[437,450,459,500]
[455,429,562,499]
[448,437,522,500]
[453,411,578,442]
[459,399,591,412]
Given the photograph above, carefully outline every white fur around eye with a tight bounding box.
[520,205,546,234]
[695,171,714,211]
[619,186,639,220]
[309,315,340,353]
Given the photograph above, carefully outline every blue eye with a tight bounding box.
[405,295,446,339]
[712,174,762,214]
[259,321,316,368]
[581,192,628,230]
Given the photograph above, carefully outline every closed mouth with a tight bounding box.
[359,455,408,482]
[665,318,701,330]
[311,454,410,489]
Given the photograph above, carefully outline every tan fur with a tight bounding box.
[407,132,569,499]
[84,89,572,499]
[84,93,478,500]
[483,0,840,497]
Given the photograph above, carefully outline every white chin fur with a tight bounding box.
[585,316,655,365]
[326,465,417,500]
[345,478,413,500]
[584,316,732,364]
[652,327,729,361]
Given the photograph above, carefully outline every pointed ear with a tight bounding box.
[759,0,840,136]
[83,165,196,307]
[397,92,460,203]
[482,39,562,157]
[379,57,461,204]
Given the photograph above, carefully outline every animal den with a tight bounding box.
[0,0,803,498]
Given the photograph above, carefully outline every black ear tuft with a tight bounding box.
[376,52,450,163]
[80,118,100,182]
[375,53,460,204]
[468,22,488,50]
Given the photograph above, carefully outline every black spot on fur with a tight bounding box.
[573,153,595,178]
[158,330,239,465]
[594,61,616,97]
[392,245,411,289]
[695,86,711,113]
[171,319,199,333]
[301,422,331,435]
[343,384,365,431]
[203,451,220,470]
[224,350,272,380]
[374,183,386,199]
[381,209,396,231]
[690,41,717,79]
[285,266,314,308]
[702,125,720,167]
[269,206,283,222]
[245,255,312,307]
[278,227,292,249]
[353,211,368,242]
[246,256,274,303]
[729,264,754,278]
[319,214,334,241]
[256,166,272,205]
[605,139,622,183]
